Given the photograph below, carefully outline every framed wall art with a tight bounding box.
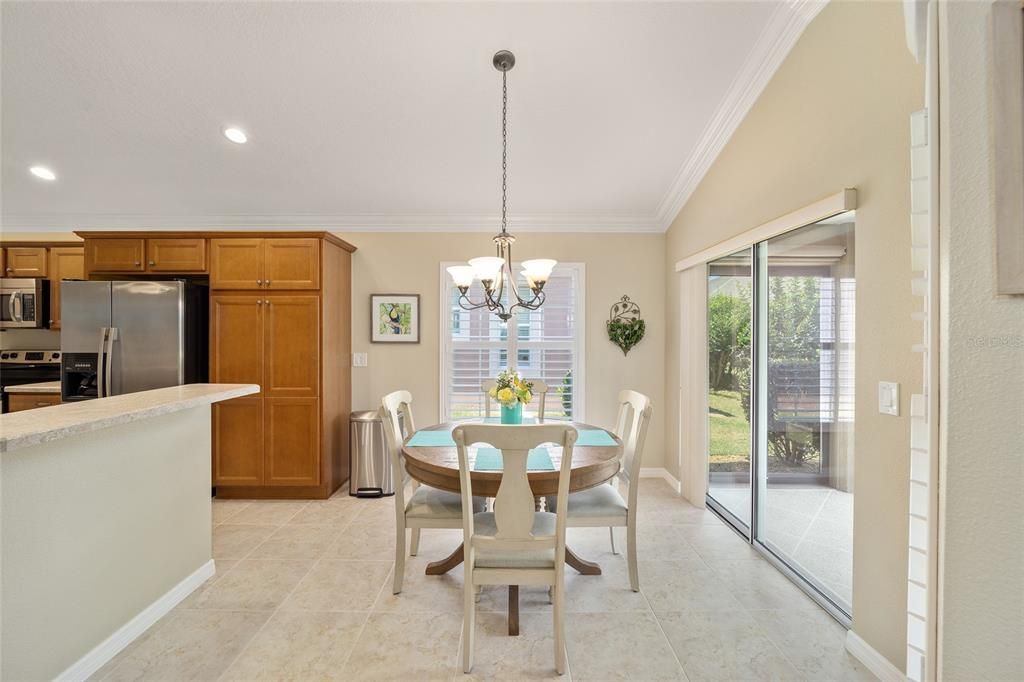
[371,294,420,343]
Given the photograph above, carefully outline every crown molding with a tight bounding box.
[654,0,827,231]
[0,211,664,234]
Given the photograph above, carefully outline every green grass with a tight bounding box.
[709,390,750,468]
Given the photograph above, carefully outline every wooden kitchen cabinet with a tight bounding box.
[265,398,320,486]
[7,393,61,412]
[264,238,320,289]
[85,239,146,273]
[210,295,265,392]
[210,237,319,290]
[213,397,264,486]
[4,247,49,277]
[146,238,207,272]
[263,295,319,397]
[210,239,264,288]
[49,247,85,329]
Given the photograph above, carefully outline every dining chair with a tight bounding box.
[545,390,652,592]
[482,378,550,422]
[454,423,577,675]
[381,390,484,595]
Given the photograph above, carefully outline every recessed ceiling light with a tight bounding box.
[29,166,56,181]
[223,127,248,144]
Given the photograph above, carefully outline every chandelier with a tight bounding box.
[446,50,556,323]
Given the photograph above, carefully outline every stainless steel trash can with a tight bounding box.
[349,410,398,497]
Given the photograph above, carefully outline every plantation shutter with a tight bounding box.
[442,263,583,422]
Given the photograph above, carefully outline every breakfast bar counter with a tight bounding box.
[0,383,258,681]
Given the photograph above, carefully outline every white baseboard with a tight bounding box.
[640,467,682,494]
[54,559,217,682]
[845,630,906,682]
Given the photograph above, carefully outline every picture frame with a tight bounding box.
[371,294,420,343]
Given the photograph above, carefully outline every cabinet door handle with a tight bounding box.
[134,261,141,266]
[257,279,263,285]
[148,260,155,266]
[265,280,271,287]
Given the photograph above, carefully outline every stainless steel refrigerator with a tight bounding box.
[60,281,208,401]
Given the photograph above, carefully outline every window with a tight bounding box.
[441,262,585,422]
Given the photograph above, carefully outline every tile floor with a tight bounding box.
[91,480,874,681]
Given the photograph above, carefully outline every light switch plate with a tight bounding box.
[353,352,368,367]
[878,381,900,416]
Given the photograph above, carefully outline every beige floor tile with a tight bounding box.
[189,559,313,611]
[658,609,804,682]
[213,524,278,560]
[564,557,651,613]
[177,559,240,609]
[677,524,761,564]
[329,517,400,560]
[227,501,310,525]
[247,524,340,561]
[103,610,269,682]
[638,559,744,615]
[220,610,369,681]
[376,556,465,613]
[565,610,686,681]
[213,500,251,525]
[288,499,363,527]
[283,559,393,611]
[749,609,875,681]
[345,612,462,680]
[353,498,398,525]
[461,612,563,680]
[712,559,820,612]
[637,525,707,562]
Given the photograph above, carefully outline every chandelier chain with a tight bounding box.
[501,68,508,233]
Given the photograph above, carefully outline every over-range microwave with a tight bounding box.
[0,278,50,329]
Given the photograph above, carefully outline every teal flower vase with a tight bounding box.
[500,403,523,425]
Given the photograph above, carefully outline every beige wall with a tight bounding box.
[663,1,922,671]
[937,2,1024,678]
[337,231,667,466]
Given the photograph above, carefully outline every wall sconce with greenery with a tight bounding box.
[607,295,645,356]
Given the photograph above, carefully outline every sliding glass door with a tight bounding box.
[707,213,856,619]
[706,248,754,532]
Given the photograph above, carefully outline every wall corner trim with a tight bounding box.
[53,559,216,682]
[639,467,682,494]
[846,630,908,682]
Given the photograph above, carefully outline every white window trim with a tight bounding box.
[438,261,586,424]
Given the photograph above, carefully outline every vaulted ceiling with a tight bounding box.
[1,1,821,233]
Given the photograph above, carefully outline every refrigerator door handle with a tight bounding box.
[97,327,108,398]
[104,327,118,397]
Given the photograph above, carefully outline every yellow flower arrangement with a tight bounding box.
[492,369,534,407]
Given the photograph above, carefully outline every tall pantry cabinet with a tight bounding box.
[209,234,354,499]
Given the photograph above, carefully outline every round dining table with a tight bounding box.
[401,421,623,578]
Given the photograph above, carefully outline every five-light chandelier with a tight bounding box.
[446,50,556,323]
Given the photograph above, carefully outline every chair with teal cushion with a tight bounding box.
[544,390,652,592]
[381,390,485,594]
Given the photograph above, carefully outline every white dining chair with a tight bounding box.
[381,390,484,594]
[545,390,652,592]
[454,423,577,675]
[482,378,550,422]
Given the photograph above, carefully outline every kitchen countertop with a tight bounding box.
[4,381,61,395]
[0,383,259,454]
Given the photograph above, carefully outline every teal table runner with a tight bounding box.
[473,448,555,471]
[482,416,538,424]
[406,430,457,447]
[575,429,617,447]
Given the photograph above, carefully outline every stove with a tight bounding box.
[0,349,61,413]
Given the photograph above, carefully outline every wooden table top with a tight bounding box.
[401,421,622,498]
